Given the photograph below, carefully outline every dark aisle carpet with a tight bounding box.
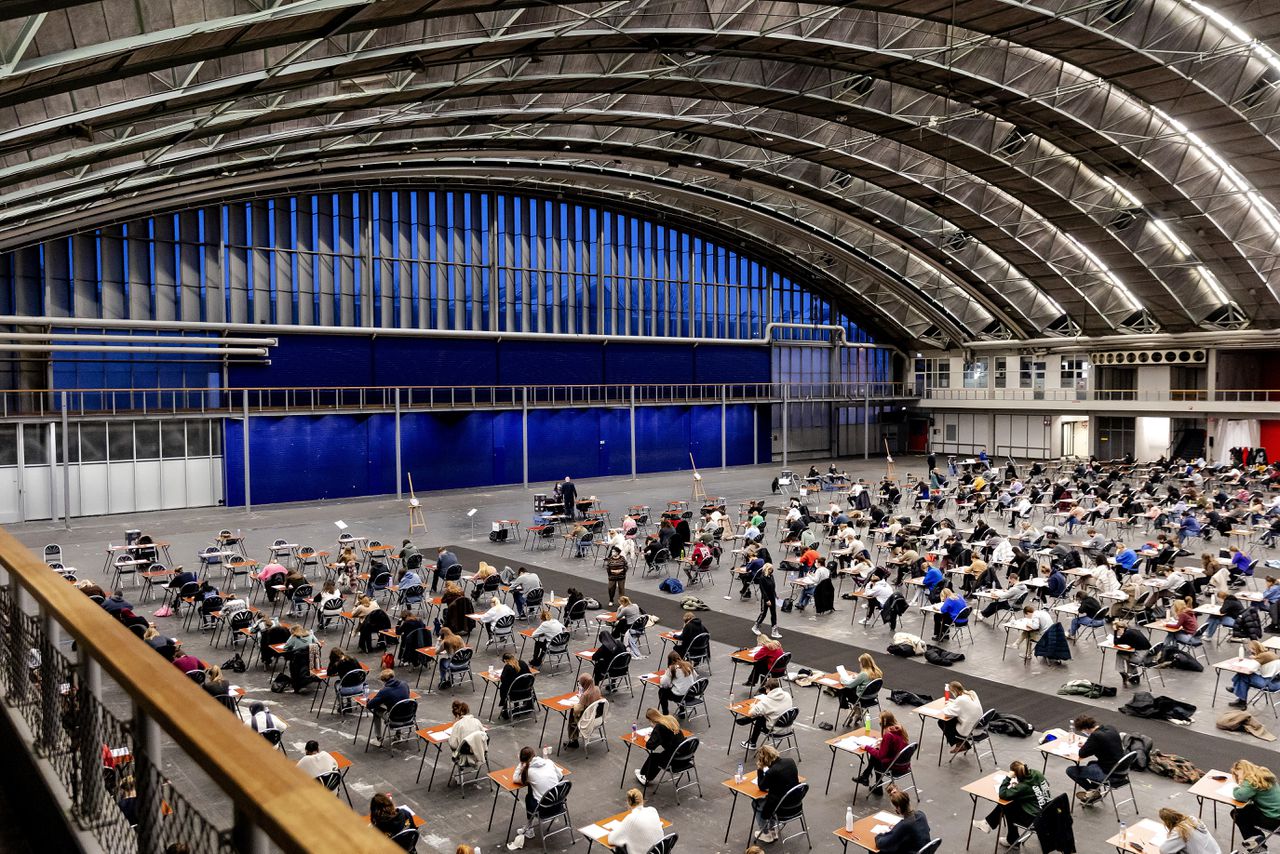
[451,545,1260,774]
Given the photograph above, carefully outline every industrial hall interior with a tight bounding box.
[7,2,1280,854]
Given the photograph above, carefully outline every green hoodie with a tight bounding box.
[1234,781,1280,818]
[999,769,1052,821]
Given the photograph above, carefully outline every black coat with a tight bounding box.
[1034,623,1071,662]
[814,578,836,614]
[673,619,707,657]
[756,757,800,819]
[1033,793,1076,854]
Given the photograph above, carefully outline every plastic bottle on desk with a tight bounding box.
[735,762,744,784]
[943,684,951,702]
[845,805,855,832]
[864,712,872,735]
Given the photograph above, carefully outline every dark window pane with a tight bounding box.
[187,421,210,456]
[209,421,222,456]
[80,423,107,463]
[161,422,185,458]
[23,424,47,465]
[135,422,160,460]
[0,425,15,466]
[108,422,134,462]
[61,424,79,464]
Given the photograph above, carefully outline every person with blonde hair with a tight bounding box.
[744,635,784,689]
[1156,807,1220,854]
[836,653,882,712]
[1231,759,1280,847]
[750,563,781,639]
[605,788,664,854]
[938,680,983,754]
[635,708,685,785]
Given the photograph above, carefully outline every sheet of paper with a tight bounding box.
[582,825,609,841]
[558,697,578,707]
[872,825,892,834]
[429,726,454,742]
[873,811,900,824]
[749,645,762,655]
[636,727,654,738]
[601,820,621,832]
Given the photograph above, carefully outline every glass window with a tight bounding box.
[1019,357,1033,389]
[994,357,1007,389]
[0,425,15,466]
[23,424,47,465]
[135,422,160,460]
[108,422,134,462]
[1060,358,1086,388]
[209,421,222,456]
[161,422,186,458]
[80,423,107,462]
[60,425,79,464]
[963,358,988,388]
[188,421,210,456]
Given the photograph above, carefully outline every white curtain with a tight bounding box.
[1212,419,1260,465]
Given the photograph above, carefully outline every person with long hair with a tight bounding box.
[369,792,414,838]
[658,652,696,716]
[744,635,783,689]
[750,564,782,639]
[635,708,686,785]
[856,710,910,794]
[972,760,1051,844]
[873,785,931,853]
[938,680,983,754]
[435,627,467,690]
[1231,759,1280,848]
[1156,807,1221,854]
[563,674,602,750]
[836,653,882,712]
[753,744,800,844]
[1228,641,1280,708]
[509,745,564,849]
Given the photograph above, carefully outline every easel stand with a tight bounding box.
[407,473,427,535]
[690,453,708,506]
[883,440,897,483]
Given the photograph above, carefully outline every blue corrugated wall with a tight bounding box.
[224,403,769,506]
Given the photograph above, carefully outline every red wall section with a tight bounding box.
[1261,420,1280,462]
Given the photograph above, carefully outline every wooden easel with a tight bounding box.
[407,473,427,534]
[883,439,897,483]
[689,453,707,506]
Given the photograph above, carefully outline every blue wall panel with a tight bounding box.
[395,410,521,492]
[527,409,603,482]
[603,344,693,385]
[372,339,498,387]
[690,406,723,469]
[598,409,633,477]
[635,406,691,474]
[498,341,603,386]
[230,335,374,388]
[694,345,771,383]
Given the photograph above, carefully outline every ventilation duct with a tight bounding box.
[1087,349,1206,366]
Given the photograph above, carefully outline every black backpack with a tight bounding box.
[269,672,291,693]
[924,646,965,667]
[988,713,1033,738]
[222,653,247,674]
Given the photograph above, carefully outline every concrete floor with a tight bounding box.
[8,457,1275,853]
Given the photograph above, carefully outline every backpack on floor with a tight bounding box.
[889,690,933,707]
[269,672,291,693]
[987,713,1033,738]
[222,654,247,674]
[780,598,794,613]
[1122,733,1154,771]
[658,577,684,594]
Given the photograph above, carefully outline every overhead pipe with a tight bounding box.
[0,332,277,346]
[0,344,269,356]
[0,314,904,353]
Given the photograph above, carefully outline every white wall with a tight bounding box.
[1135,417,1171,460]
[930,412,1053,458]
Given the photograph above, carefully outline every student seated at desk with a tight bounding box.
[794,560,828,611]
[475,595,515,640]
[753,745,800,845]
[509,745,565,849]
[395,610,429,667]
[448,700,488,772]
[432,547,460,593]
[835,653,881,711]
[1229,759,1280,849]
[509,567,542,619]
[607,789,665,854]
[497,652,532,721]
[658,653,696,716]
[671,612,707,659]
[563,674,602,750]
[974,572,1029,621]
[938,680,983,755]
[435,628,467,690]
[529,608,565,668]
[246,701,286,735]
[635,708,686,785]
[353,596,392,653]
[736,677,792,750]
[874,786,932,854]
[611,597,641,640]
[1204,591,1244,639]
[933,588,968,641]
[369,792,416,839]
[296,740,339,778]
[1228,641,1280,708]
[855,711,910,794]
[1157,807,1221,854]
[743,636,784,689]
[367,668,410,739]
[1067,714,1123,805]
[591,630,626,684]
[971,760,1051,845]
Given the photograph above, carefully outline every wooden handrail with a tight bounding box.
[0,528,397,854]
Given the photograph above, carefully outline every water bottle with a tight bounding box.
[1239,644,1247,662]
[1067,719,1074,739]
[543,744,552,758]
[735,762,744,784]
[845,805,855,832]
[864,712,872,735]
[631,723,638,738]
[1118,820,1127,846]
[943,683,951,701]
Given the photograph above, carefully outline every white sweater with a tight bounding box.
[607,805,665,853]
[941,691,984,736]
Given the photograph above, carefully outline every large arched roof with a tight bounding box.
[1,0,1278,346]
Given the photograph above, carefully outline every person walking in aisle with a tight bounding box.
[750,564,782,639]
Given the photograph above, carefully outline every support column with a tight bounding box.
[38,611,59,754]
[863,383,870,460]
[75,658,108,828]
[61,391,70,529]
[781,389,789,469]
[720,386,727,470]
[521,387,529,489]
[394,388,402,500]
[752,404,758,466]
[232,807,269,854]
[133,708,162,854]
[629,386,637,481]
[241,390,251,512]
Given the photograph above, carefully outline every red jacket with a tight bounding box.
[867,726,910,772]
[752,645,784,669]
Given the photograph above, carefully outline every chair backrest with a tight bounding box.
[178,581,200,598]
[291,584,314,602]
[450,648,474,671]
[219,529,233,538]
[389,827,419,852]
[229,611,254,631]
[186,669,206,685]
[273,538,288,547]
[1106,750,1139,781]
[481,575,501,594]
[770,707,799,734]
[683,677,709,702]
[321,597,344,614]
[508,672,536,702]
[915,840,942,854]
[768,652,792,678]
[444,564,463,582]
[387,698,418,727]
[579,698,609,735]
[536,780,572,816]
[548,631,571,655]
[857,677,884,706]
[401,585,425,602]
[890,741,918,771]
[644,833,679,854]
[215,693,238,712]
[493,615,515,633]
[607,650,632,678]
[299,546,316,559]
[337,668,368,690]
[43,544,62,562]
[685,632,710,663]
[565,599,587,622]
[772,782,809,822]
[317,771,342,793]
[202,595,224,613]
[972,708,998,736]
[666,734,700,770]
[524,587,545,607]
[955,606,973,623]
[370,573,392,590]
[128,623,148,639]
